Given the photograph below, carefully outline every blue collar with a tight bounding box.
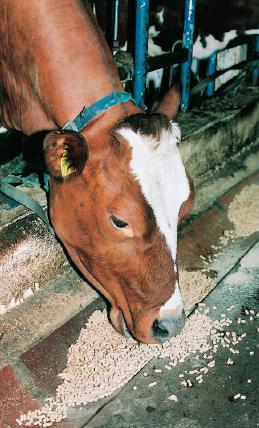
[62,91,137,132]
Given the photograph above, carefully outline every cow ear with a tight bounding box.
[155,82,181,120]
[43,130,89,179]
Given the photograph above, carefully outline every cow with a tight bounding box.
[0,0,194,344]
[149,0,259,60]
[148,0,259,95]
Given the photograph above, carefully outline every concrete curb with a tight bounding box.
[0,270,99,367]
[181,99,259,186]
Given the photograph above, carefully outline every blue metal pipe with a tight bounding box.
[133,0,150,109]
[206,51,217,96]
[180,0,196,112]
[251,35,259,86]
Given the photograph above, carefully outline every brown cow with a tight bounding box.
[0,0,194,344]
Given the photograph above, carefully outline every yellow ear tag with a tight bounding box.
[61,144,76,177]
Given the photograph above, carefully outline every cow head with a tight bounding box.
[44,102,194,344]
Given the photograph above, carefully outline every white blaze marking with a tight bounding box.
[118,123,190,260]
[159,281,183,318]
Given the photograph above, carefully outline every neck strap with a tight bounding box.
[62,91,137,132]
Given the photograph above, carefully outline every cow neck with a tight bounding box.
[80,100,141,149]
[62,92,137,132]
[2,0,135,134]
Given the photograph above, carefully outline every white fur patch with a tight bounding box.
[156,7,165,25]
[244,29,259,35]
[148,25,166,57]
[149,25,160,40]
[118,123,190,260]
[147,68,163,90]
[159,281,183,318]
[147,25,164,90]
[193,30,237,60]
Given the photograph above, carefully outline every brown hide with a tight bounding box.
[0,0,194,343]
[0,0,127,133]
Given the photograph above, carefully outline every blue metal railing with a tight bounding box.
[180,0,196,111]
[132,0,258,111]
[92,1,258,112]
[252,35,259,86]
[133,0,150,110]
[206,51,217,97]
[203,35,259,97]
[133,0,196,112]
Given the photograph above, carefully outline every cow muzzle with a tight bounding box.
[109,304,185,344]
[152,310,185,342]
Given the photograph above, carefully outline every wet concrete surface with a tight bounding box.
[0,174,258,428]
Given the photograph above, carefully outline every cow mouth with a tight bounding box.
[109,306,133,339]
[119,311,133,339]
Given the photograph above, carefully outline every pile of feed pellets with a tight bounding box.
[181,183,259,309]
[18,304,258,427]
[17,183,259,427]
[228,183,259,237]
[180,270,215,310]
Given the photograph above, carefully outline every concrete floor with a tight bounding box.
[83,244,258,428]
[0,173,258,428]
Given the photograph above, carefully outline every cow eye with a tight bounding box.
[111,215,128,229]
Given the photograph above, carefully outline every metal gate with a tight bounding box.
[90,0,259,112]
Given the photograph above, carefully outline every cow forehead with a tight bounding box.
[117,123,190,260]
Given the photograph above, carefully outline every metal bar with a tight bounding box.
[147,49,189,72]
[251,35,259,86]
[206,51,217,96]
[191,57,259,96]
[180,0,196,111]
[168,40,183,87]
[133,0,150,109]
[227,34,256,49]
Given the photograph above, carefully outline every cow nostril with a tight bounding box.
[152,319,170,340]
[152,313,185,342]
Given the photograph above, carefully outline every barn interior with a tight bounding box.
[0,1,258,427]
